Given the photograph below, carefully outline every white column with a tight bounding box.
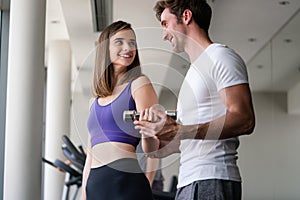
[288,82,300,115]
[4,0,46,199]
[43,40,72,200]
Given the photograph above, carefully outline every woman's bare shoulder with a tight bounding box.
[131,75,152,91]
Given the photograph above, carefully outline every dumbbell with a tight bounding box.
[123,110,177,122]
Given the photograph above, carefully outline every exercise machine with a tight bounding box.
[42,135,86,200]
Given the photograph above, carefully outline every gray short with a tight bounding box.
[175,179,241,200]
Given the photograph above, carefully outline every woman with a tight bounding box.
[82,21,159,200]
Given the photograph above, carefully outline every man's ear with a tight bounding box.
[182,9,192,25]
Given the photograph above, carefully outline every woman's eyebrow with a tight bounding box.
[113,37,124,41]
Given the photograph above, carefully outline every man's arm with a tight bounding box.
[180,83,255,140]
[135,83,255,141]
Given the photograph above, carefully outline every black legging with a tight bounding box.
[86,158,153,200]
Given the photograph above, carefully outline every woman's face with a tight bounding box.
[109,29,137,72]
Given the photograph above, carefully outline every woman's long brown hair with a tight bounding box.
[92,21,142,98]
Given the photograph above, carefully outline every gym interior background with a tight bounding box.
[0,0,300,199]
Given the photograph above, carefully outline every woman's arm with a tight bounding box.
[132,76,159,153]
[81,136,92,200]
[145,157,159,187]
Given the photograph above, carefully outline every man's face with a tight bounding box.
[160,8,186,53]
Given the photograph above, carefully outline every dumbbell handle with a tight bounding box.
[123,110,177,122]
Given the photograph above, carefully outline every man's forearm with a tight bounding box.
[179,111,255,140]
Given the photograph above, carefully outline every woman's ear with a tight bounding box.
[182,9,192,25]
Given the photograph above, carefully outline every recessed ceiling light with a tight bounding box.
[279,1,290,5]
[284,38,292,43]
[257,65,263,69]
[51,20,60,24]
[248,38,257,42]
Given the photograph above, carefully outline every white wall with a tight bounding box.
[239,92,300,200]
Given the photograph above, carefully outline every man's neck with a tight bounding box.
[185,28,212,63]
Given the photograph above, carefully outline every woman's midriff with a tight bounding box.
[90,142,137,168]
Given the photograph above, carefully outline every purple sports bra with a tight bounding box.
[87,81,140,148]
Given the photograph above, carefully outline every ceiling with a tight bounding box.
[46,0,300,97]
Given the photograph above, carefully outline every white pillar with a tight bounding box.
[288,82,300,115]
[43,40,72,200]
[4,0,46,199]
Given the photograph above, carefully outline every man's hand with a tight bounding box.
[134,105,179,141]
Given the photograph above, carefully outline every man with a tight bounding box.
[134,0,255,199]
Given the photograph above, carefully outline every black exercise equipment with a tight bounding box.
[42,135,86,200]
[61,135,86,172]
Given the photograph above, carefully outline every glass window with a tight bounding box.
[0,0,10,198]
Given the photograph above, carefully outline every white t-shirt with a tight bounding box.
[176,43,248,188]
